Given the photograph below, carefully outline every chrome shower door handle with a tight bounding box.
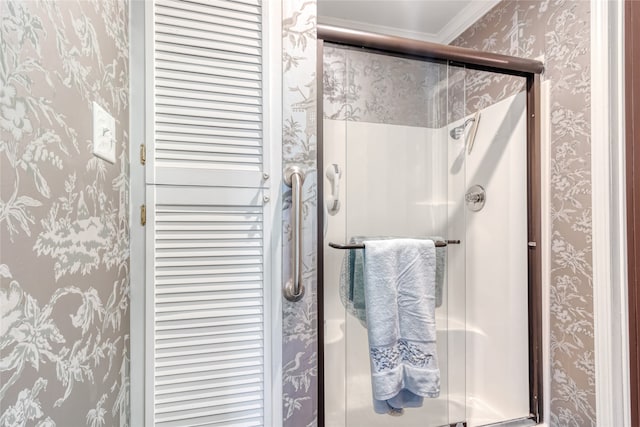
[284,166,306,302]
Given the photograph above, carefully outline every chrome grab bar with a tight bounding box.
[284,166,306,302]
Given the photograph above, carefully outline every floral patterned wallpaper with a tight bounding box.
[322,45,444,127]
[282,1,318,426]
[452,1,595,426]
[0,1,590,426]
[0,1,130,426]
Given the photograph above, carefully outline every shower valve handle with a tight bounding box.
[465,192,485,203]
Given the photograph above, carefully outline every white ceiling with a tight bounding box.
[317,0,501,44]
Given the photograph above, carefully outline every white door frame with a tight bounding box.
[591,0,631,426]
[129,1,146,424]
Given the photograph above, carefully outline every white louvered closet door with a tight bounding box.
[144,1,281,426]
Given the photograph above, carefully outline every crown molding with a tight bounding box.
[317,16,440,43]
[319,1,501,45]
[437,0,501,44]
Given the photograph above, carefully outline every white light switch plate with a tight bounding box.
[92,102,116,164]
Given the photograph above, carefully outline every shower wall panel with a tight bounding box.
[448,92,530,426]
[323,118,463,427]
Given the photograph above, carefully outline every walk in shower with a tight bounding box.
[315,26,543,427]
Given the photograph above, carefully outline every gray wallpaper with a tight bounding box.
[323,45,444,127]
[282,1,318,426]
[0,1,593,427]
[0,1,130,426]
[452,1,594,426]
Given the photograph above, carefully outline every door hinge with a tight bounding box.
[140,144,146,165]
[140,204,146,226]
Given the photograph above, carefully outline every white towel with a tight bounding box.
[363,238,440,414]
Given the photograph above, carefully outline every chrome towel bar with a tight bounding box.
[329,239,461,250]
[284,166,306,302]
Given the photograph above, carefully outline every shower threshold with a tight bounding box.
[444,415,537,427]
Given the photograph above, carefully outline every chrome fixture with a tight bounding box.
[450,112,481,155]
[466,111,481,154]
[449,117,476,140]
[284,166,306,302]
[325,164,341,216]
[465,185,486,212]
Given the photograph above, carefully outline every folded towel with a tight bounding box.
[363,238,440,414]
[339,236,446,326]
[432,237,446,308]
[338,236,368,326]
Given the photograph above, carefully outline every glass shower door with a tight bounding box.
[454,68,531,427]
[322,44,466,427]
[322,36,537,427]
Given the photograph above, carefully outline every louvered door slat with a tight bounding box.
[151,0,265,189]
[156,318,263,336]
[156,23,261,48]
[157,0,261,21]
[156,114,262,131]
[155,125,261,140]
[157,241,262,250]
[156,256,258,274]
[156,341,263,360]
[157,330,263,348]
[155,67,261,85]
[156,101,261,117]
[157,323,262,339]
[156,91,262,109]
[155,43,261,65]
[149,183,268,426]
[156,366,263,386]
[225,0,261,6]
[156,75,261,97]
[146,0,276,425]
[156,359,263,380]
[157,93,261,113]
[157,407,263,427]
[155,51,261,73]
[156,105,261,121]
[175,0,261,15]
[155,6,260,31]
[157,377,262,399]
[155,15,260,40]
[155,33,261,56]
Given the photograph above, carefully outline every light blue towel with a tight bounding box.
[363,238,440,414]
[339,236,446,327]
[338,236,370,327]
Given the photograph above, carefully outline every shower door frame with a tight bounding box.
[316,25,544,427]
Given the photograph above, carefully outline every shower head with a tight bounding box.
[466,112,481,154]
[449,117,476,140]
